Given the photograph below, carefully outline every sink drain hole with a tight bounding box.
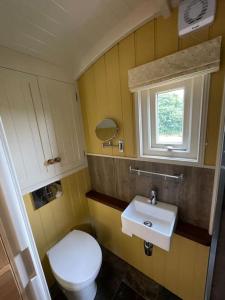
[143,220,152,227]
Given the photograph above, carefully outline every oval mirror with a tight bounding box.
[95,118,118,142]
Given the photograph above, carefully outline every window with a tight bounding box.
[136,74,208,164]
[156,89,184,145]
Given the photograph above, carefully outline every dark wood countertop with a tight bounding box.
[86,190,211,247]
[86,190,128,211]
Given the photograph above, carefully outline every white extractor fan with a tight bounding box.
[178,0,216,36]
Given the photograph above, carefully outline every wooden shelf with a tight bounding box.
[86,190,211,247]
[86,190,127,211]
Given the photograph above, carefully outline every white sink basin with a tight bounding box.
[121,195,178,251]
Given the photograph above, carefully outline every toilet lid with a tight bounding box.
[47,230,102,288]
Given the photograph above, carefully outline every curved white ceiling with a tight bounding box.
[0,0,170,78]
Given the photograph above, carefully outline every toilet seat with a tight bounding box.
[47,230,102,291]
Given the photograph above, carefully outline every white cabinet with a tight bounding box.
[0,69,85,194]
[38,78,84,175]
[0,69,53,191]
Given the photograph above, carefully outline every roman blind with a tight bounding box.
[128,36,222,92]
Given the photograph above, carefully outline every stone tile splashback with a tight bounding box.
[87,155,215,229]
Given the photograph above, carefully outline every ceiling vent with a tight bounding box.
[178,0,216,36]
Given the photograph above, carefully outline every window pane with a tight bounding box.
[156,89,184,144]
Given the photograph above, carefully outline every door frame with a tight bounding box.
[205,76,225,298]
[0,118,50,300]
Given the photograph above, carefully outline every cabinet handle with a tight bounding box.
[54,157,61,163]
[45,157,61,165]
[46,159,55,165]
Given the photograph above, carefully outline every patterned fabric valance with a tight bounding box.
[128,36,222,92]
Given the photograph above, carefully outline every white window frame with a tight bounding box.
[136,74,210,165]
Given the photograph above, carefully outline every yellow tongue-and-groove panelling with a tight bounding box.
[78,0,225,166]
[23,168,91,286]
[88,199,209,300]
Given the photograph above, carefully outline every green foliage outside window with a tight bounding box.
[157,90,184,137]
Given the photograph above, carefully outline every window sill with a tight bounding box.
[139,154,202,167]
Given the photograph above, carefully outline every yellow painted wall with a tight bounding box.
[78,0,225,165]
[23,167,209,297]
[88,199,209,300]
[23,168,91,287]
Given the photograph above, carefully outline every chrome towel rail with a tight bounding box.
[129,166,184,182]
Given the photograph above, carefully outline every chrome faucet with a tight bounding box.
[149,189,157,205]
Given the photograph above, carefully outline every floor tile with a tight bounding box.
[157,287,181,300]
[114,282,146,300]
[51,246,181,300]
[124,264,159,299]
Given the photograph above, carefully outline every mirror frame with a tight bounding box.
[95,118,119,142]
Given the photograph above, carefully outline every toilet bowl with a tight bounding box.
[47,230,102,300]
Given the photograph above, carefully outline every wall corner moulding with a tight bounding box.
[128,36,222,92]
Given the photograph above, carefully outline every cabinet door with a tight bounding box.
[38,78,85,175]
[0,69,54,193]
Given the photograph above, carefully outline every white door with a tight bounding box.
[0,119,50,300]
[38,78,85,175]
[0,69,54,193]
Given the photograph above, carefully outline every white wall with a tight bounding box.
[0,46,74,83]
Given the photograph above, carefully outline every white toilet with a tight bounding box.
[47,230,102,300]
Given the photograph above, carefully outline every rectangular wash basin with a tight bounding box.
[121,195,178,251]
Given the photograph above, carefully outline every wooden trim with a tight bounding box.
[175,220,211,246]
[86,153,216,169]
[86,190,127,211]
[0,264,10,277]
[209,76,225,234]
[86,190,211,246]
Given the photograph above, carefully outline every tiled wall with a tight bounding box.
[87,155,215,229]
